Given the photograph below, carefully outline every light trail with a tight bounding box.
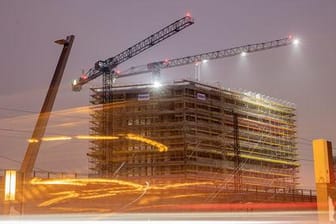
[42,136,73,141]
[29,178,215,208]
[30,177,146,207]
[27,133,168,152]
[30,178,144,189]
[150,181,214,190]
[39,191,79,207]
[124,133,168,152]
[75,135,119,140]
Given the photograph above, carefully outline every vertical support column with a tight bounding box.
[312,139,335,223]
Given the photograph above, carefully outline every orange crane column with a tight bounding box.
[20,35,75,179]
[312,139,336,222]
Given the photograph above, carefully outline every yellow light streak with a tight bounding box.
[31,178,145,207]
[150,181,214,191]
[30,178,216,208]
[51,207,110,213]
[41,136,72,141]
[75,135,119,140]
[168,193,207,199]
[30,178,144,189]
[38,191,79,207]
[125,133,168,152]
[26,133,167,154]
[226,152,299,166]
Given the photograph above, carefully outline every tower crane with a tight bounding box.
[72,15,194,91]
[20,15,193,179]
[111,35,298,82]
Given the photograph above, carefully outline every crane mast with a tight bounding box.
[116,36,295,79]
[72,15,194,91]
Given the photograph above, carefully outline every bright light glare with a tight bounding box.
[28,138,39,143]
[153,81,162,88]
[202,59,208,63]
[241,51,247,57]
[293,38,300,45]
[4,170,16,201]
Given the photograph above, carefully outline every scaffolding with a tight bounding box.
[88,80,298,191]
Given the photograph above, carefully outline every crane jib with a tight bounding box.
[72,15,194,91]
[116,36,294,78]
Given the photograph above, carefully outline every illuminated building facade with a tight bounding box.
[88,80,298,191]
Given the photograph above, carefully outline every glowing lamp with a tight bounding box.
[4,170,16,201]
[293,38,300,45]
[153,81,162,88]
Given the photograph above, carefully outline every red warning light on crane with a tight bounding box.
[185,12,191,18]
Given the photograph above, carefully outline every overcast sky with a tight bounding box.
[1,0,335,189]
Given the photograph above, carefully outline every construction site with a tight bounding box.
[3,12,333,218]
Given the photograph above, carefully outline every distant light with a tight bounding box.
[202,59,208,63]
[80,75,87,80]
[195,61,201,66]
[241,51,247,57]
[293,38,300,45]
[288,35,293,40]
[153,81,162,88]
[164,58,169,64]
[115,69,121,75]
[185,12,191,18]
[72,79,77,85]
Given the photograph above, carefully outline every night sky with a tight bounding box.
[1,0,336,189]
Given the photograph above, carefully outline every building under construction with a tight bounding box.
[88,80,299,192]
